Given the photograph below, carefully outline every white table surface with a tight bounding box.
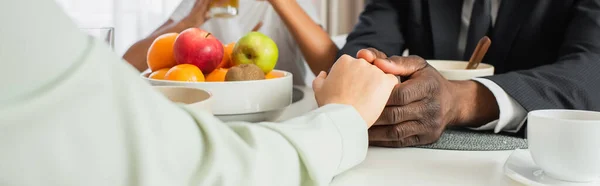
[280,86,524,186]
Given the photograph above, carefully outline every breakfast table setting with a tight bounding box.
[78,12,599,184]
[135,29,600,185]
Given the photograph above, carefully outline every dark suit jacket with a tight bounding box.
[339,0,600,133]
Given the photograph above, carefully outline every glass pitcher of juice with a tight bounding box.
[209,0,239,18]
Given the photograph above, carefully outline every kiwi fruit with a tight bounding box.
[225,64,266,81]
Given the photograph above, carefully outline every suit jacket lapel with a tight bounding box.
[485,0,538,68]
[428,0,463,60]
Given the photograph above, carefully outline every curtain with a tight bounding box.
[55,0,181,55]
[321,0,365,36]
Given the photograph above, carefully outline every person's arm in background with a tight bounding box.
[0,0,399,185]
[268,0,338,75]
[122,0,210,72]
[337,0,406,60]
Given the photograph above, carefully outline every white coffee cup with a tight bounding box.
[528,109,600,182]
[426,60,495,80]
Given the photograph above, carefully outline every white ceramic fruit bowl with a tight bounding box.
[141,70,293,122]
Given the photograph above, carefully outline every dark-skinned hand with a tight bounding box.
[356,48,500,147]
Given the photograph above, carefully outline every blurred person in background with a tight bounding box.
[0,0,399,185]
[124,0,338,86]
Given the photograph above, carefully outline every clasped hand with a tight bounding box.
[356,48,463,147]
[315,48,482,148]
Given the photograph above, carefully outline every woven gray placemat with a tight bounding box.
[417,129,528,151]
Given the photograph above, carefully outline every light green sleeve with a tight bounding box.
[0,0,369,186]
[182,103,368,186]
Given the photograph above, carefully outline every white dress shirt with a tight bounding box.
[459,0,528,133]
[171,0,320,86]
[0,0,369,185]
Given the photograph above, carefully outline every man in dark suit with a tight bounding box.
[339,0,600,147]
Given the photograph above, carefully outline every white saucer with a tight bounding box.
[504,149,600,186]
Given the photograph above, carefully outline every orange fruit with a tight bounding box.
[147,33,179,72]
[165,64,205,82]
[265,71,283,79]
[206,68,229,82]
[148,68,170,80]
[217,42,235,69]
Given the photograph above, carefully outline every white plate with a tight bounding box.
[216,110,285,122]
[504,149,600,186]
[154,86,212,114]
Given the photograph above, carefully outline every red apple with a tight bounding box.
[173,28,224,74]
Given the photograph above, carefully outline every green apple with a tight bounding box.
[232,32,279,74]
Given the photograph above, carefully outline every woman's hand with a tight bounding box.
[180,0,212,28]
[312,55,399,127]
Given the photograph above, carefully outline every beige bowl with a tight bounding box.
[141,70,293,122]
[427,60,495,80]
[154,86,212,114]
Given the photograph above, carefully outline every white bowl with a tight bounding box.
[154,86,212,114]
[427,60,495,80]
[142,70,293,122]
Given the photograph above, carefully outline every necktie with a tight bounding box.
[463,0,491,60]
